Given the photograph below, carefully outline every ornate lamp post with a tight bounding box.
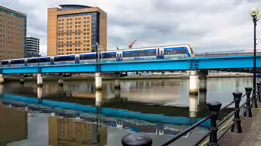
[250,8,260,106]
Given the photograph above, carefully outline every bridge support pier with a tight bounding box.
[0,74,4,84]
[95,90,102,107]
[199,70,208,103]
[95,73,102,90]
[58,77,63,86]
[37,87,43,99]
[37,74,43,87]
[189,71,199,95]
[20,75,24,84]
[115,87,121,99]
[115,79,121,89]
[189,95,198,118]
[37,87,43,104]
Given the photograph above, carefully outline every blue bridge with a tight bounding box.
[0,55,260,74]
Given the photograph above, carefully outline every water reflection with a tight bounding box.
[0,77,249,145]
[48,117,108,146]
[0,101,28,145]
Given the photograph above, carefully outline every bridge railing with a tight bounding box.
[194,49,261,58]
[121,86,259,146]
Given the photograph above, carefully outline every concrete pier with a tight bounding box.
[20,76,25,84]
[199,91,207,104]
[189,71,199,95]
[0,74,4,84]
[189,95,198,118]
[58,77,63,86]
[95,91,102,106]
[95,73,102,90]
[115,79,121,89]
[115,88,121,99]
[199,70,208,92]
[37,74,43,87]
[37,87,43,99]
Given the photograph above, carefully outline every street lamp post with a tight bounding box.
[250,8,260,106]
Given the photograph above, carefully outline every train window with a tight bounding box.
[80,54,96,60]
[28,58,39,63]
[164,49,187,55]
[54,55,75,61]
[131,51,139,57]
[143,49,156,56]
[102,52,116,58]
[39,57,51,62]
[11,59,24,64]
[123,51,132,57]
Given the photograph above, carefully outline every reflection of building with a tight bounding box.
[48,4,107,56]
[0,101,28,145]
[0,5,27,60]
[49,117,107,146]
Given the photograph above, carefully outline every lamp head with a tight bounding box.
[250,8,260,17]
[257,14,260,21]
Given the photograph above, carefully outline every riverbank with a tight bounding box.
[3,74,253,82]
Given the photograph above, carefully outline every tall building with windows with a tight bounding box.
[0,5,26,60]
[25,37,40,58]
[48,4,107,56]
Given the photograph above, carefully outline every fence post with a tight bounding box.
[244,87,252,117]
[257,83,261,102]
[252,88,258,108]
[231,92,242,133]
[122,133,152,146]
[207,101,222,146]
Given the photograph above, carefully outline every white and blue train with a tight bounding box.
[0,44,194,67]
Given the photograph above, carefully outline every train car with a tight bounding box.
[53,54,76,65]
[100,51,117,62]
[162,44,193,59]
[79,52,97,63]
[27,56,51,66]
[120,48,158,61]
[0,60,10,67]
[10,58,27,67]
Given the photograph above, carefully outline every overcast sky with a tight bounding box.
[1,0,261,56]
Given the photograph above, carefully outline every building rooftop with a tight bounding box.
[58,4,92,10]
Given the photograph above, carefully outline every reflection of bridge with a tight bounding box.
[1,93,214,127]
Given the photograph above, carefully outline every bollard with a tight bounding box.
[244,87,252,117]
[207,101,222,146]
[257,82,261,102]
[231,92,242,133]
[122,133,152,146]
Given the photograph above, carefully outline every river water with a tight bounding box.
[0,77,253,146]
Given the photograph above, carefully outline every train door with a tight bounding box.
[75,55,80,64]
[24,59,28,66]
[8,60,11,67]
[50,57,54,65]
[116,51,122,61]
[157,48,164,59]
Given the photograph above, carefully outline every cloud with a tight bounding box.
[0,0,261,56]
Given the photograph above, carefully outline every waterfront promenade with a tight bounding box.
[219,103,261,146]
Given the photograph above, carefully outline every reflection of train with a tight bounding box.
[1,44,194,67]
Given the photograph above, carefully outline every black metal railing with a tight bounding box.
[121,86,260,146]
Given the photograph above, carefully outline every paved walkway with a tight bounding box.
[219,103,261,146]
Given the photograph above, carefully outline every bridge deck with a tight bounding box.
[219,103,261,146]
